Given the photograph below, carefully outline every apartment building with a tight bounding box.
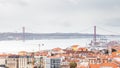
[45,58,61,68]
[1,55,33,68]
[18,56,33,68]
[6,55,19,68]
[34,56,46,68]
[0,55,7,67]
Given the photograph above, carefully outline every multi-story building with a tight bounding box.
[18,56,33,68]
[6,55,33,68]
[0,55,7,67]
[45,58,61,68]
[6,55,19,68]
[34,56,47,68]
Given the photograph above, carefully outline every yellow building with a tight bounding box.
[71,45,79,51]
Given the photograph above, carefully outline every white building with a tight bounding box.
[6,55,19,68]
[0,56,7,66]
[18,56,33,68]
[6,55,33,68]
[34,56,46,68]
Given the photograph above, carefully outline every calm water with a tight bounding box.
[0,37,119,53]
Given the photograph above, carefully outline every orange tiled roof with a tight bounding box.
[0,53,8,57]
[71,45,78,47]
[18,51,27,56]
[18,51,27,53]
[77,47,88,51]
[90,62,118,68]
[101,62,118,67]
[52,47,62,51]
[89,64,100,68]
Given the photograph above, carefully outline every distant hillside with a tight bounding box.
[0,33,119,40]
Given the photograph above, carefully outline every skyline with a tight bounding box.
[0,0,120,34]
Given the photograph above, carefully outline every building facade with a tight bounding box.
[45,58,61,68]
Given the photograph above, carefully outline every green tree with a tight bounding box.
[69,62,77,68]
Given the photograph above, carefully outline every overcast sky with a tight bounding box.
[0,0,120,34]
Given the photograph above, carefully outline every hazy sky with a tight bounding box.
[0,0,120,34]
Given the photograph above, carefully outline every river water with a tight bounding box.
[0,37,119,53]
